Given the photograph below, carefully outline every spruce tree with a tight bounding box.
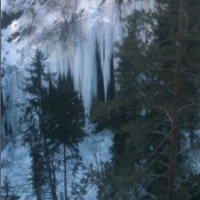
[20,50,58,200]
[91,1,200,199]
[42,74,85,200]
[21,50,85,200]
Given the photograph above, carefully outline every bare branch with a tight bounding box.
[178,102,200,112]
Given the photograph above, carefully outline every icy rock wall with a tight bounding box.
[1,0,155,135]
[44,0,155,115]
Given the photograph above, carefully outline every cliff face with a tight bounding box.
[1,0,155,131]
[1,1,200,200]
[1,1,154,199]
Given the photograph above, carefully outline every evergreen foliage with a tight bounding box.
[42,74,85,200]
[1,90,13,149]
[19,49,85,200]
[42,74,85,149]
[91,1,200,199]
[19,50,50,200]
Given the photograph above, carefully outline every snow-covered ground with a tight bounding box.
[1,123,113,200]
[1,135,33,199]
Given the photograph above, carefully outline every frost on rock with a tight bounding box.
[1,0,200,199]
[0,1,153,199]
[1,136,33,199]
[1,0,155,118]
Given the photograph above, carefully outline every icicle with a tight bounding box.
[1,0,155,122]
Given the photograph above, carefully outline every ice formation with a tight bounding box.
[1,2,155,197]
[1,3,155,197]
[1,1,200,199]
[1,0,155,125]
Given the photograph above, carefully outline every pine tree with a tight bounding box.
[21,50,85,200]
[42,75,85,200]
[19,50,58,200]
[1,90,13,149]
[152,1,200,199]
[91,1,200,199]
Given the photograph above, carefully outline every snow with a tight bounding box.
[1,0,200,199]
[1,0,6,11]
[1,0,154,118]
[80,127,113,167]
[1,125,113,200]
[186,130,200,174]
[0,2,159,199]
[75,126,114,200]
[189,150,200,174]
[1,136,33,199]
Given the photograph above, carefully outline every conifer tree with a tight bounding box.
[21,50,85,200]
[1,90,13,149]
[20,50,58,200]
[42,74,85,200]
[91,1,200,199]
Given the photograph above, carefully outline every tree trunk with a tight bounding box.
[39,87,58,200]
[64,143,68,200]
[36,189,42,200]
[44,136,58,200]
[167,1,184,200]
[51,165,58,200]
[190,125,194,148]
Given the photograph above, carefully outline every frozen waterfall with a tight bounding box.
[1,0,155,133]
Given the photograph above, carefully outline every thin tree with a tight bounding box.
[42,75,85,200]
[20,50,58,200]
[167,1,184,199]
